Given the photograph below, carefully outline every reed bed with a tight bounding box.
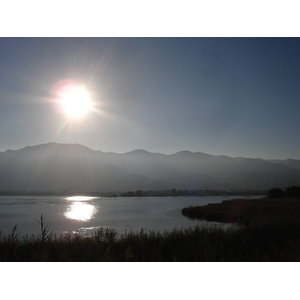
[1,197,300,261]
[1,213,300,261]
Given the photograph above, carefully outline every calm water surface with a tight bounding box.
[0,195,262,236]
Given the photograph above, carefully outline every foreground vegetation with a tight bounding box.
[1,198,300,261]
[2,189,300,262]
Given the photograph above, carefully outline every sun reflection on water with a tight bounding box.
[66,196,96,201]
[64,196,98,221]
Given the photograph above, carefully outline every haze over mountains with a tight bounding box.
[0,142,300,194]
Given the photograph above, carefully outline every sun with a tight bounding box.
[57,84,92,118]
[52,79,97,120]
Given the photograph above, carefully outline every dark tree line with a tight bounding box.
[267,185,300,198]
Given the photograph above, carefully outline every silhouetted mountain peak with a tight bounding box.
[18,142,94,154]
[171,150,213,159]
[4,149,14,153]
[175,150,194,155]
[124,149,152,155]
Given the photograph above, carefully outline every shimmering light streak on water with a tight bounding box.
[66,196,96,201]
[64,202,97,221]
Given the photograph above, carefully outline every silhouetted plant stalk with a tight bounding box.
[36,214,52,245]
[2,224,19,245]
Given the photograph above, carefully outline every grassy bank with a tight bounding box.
[1,198,300,261]
[182,197,300,224]
[0,224,298,262]
[1,202,300,261]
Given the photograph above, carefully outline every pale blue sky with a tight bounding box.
[1,37,300,159]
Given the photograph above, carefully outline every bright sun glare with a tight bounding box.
[59,86,92,118]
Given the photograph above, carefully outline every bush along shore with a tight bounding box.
[2,189,300,261]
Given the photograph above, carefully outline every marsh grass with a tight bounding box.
[0,220,299,261]
[182,197,300,225]
[1,197,300,261]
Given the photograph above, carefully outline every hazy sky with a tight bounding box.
[1,37,300,159]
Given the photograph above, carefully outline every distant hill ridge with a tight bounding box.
[0,142,300,193]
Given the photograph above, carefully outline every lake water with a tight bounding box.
[0,195,262,236]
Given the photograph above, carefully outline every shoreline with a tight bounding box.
[182,196,300,225]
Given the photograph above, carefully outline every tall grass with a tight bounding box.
[0,214,300,261]
[2,197,300,261]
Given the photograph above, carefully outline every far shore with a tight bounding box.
[0,189,266,198]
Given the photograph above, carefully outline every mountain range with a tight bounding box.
[0,142,300,194]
